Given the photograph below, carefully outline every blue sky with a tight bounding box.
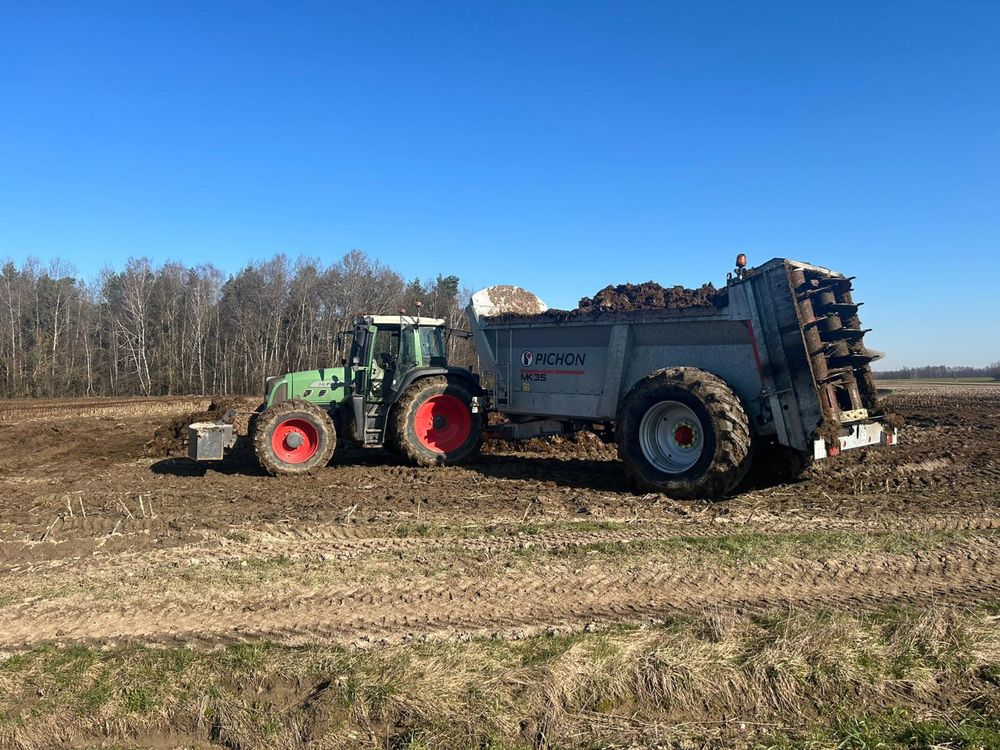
[1,1,997,367]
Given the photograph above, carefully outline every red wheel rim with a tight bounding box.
[413,395,472,453]
[674,424,695,447]
[271,418,320,463]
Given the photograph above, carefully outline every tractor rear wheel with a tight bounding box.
[253,399,336,476]
[390,376,483,466]
[616,367,751,500]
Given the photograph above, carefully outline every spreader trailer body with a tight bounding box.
[467,257,897,498]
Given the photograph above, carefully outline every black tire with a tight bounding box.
[389,376,483,466]
[253,398,336,476]
[744,439,812,487]
[616,367,752,500]
[382,423,404,458]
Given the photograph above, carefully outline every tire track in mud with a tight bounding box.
[2,536,998,649]
[3,508,1000,573]
[4,510,1000,573]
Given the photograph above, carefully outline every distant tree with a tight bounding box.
[103,258,156,395]
[426,274,457,315]
[401,278,426,313]
[0,261,27,396]
[186,265,223,394]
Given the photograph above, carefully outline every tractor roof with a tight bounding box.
[367,315,446,327]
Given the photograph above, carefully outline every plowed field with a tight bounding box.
[1,383,997,652]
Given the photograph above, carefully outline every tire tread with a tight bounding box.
[253,398,337,476]
[615,367,751,499]
[389,376,483,466]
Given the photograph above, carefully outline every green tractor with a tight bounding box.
[190,315,485,475]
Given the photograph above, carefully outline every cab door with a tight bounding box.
[366,326,400,403]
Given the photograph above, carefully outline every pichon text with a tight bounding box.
[524,352,587,367]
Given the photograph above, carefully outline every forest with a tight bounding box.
[0,251,470,398]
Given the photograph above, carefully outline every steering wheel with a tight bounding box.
[377,351,395,370]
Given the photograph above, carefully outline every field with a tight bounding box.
[1,382,998,749]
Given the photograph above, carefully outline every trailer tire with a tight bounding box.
[391,376,483,466]
[253,399,336,476]
[616,368,751,500]
[746,439,812,486]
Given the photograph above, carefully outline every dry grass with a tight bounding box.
[0,397,212,424]
[1,604,998,749]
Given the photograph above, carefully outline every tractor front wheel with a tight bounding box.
[390,377,483,466]
[253,399,336,476]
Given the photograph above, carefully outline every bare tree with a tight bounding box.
[104,259,155,395]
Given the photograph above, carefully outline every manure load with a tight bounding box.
[467,257,897,499]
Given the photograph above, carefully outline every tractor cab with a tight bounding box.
[348,315,449,405]
[258,315,449,411]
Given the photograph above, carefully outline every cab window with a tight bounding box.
[399,326,417,372]
[419,327,447,366]
[371,328,399,369]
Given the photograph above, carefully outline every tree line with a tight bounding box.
[0,251,472,399]
[872,364,1000,381]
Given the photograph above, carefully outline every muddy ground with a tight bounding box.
[0,383,997,651]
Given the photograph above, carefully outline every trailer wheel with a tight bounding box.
[253,399,336,476]
[746,439,812,486]
[391,376,483,466]
[616,368,751,500]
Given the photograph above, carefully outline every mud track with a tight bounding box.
[0,382,997,650]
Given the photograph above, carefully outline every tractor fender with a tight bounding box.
[265,376,289,407]
[390,367,483,405]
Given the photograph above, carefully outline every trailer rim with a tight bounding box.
[638,400,705,473]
